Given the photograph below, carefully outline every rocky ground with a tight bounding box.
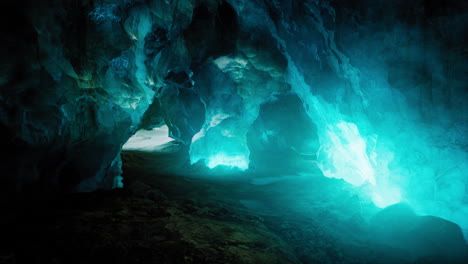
[1,143,466,264]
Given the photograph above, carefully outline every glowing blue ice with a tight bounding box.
[206,153,249,170]
[317,121,376,186]
[190,113,251,171]
[286,58,402,208]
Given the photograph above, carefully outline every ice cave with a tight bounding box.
[0,0,467,263]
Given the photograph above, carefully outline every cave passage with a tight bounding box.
[1,0,467,263]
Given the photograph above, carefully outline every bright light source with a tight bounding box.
[123,125,173,151]
[205,153,249,170]
[317,121,376,186]
[371,187,402,208]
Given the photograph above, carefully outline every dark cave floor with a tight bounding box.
[2,142,467,264]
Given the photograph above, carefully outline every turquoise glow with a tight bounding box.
[317,121,376,186]
[205,153,249,170]
[316,120,402,208]
[286,59,403,208]
[317,120,404,208]
[189,115,252,171]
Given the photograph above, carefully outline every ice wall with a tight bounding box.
[0,0,195,194]
[252,0,468,233]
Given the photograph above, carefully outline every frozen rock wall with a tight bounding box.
[0,0,197,195]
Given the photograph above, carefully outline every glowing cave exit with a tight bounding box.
[205,153,249,171]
